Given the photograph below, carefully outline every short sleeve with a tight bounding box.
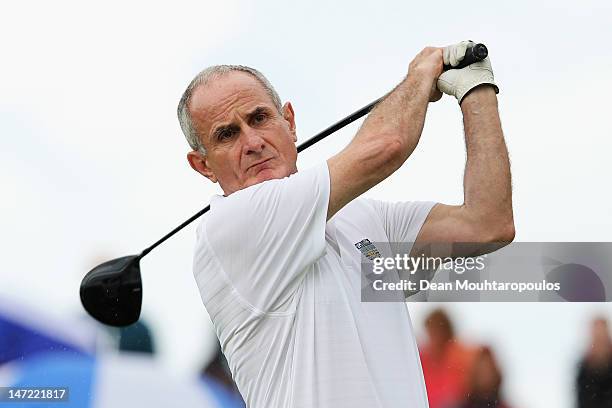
[369,199,436,244]
[367,199,437,299]
[202,162,330,313]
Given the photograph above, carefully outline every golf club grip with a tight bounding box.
[442,43,488,71]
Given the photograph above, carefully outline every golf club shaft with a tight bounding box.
[139,205,210,258]
[138,100,381,259]
[138,43,488,260]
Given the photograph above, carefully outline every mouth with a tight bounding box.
[247,157,274,173]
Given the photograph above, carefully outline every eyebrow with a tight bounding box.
[248,106,270,120]
[210,106,272,141]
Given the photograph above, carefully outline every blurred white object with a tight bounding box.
[3,353,220,407]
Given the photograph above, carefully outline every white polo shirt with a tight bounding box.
[193,162,435,408]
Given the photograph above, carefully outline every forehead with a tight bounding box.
[189,71,274,126]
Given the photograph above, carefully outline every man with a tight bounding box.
[177,41,514,407]
[576,317,612,408]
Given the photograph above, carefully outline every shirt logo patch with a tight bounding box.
[354,238,381,261]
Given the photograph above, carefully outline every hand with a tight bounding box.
[437,40,499,104]
[407,47,443,102]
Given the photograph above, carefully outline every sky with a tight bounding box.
[1,1,611,407]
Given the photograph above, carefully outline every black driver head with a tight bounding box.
[80,255,142,327]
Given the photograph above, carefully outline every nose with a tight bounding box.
[242,127,266,156]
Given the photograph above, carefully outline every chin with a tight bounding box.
[254,168,286,183]
[231,165,296,193]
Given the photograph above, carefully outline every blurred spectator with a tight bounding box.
[201,343,245,407]
[576,316,612,408]
[454,346,512,408]
[419,308,478,408]
[118,321,156,354]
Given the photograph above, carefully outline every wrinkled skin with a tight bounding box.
[186,71,298,195]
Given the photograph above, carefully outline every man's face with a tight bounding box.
[187,71,298,195]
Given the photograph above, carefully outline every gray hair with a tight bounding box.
[177,65,282,154]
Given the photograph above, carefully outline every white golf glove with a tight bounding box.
[437,40,499,104]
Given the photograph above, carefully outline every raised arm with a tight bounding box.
[414,43,515,256]
[415,87,515,248]
[326,47,443,219]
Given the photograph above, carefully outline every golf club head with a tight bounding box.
[80,255,142,327]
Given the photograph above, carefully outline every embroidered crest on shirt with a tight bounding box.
[354,238,381,261]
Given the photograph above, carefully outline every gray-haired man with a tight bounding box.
[178,41,514,407]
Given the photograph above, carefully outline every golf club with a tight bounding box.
[80,43,489,327]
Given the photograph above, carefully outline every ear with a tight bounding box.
[187,150,218,183]
[281,102,297,142]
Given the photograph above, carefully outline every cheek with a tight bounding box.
[278,134,297,159]
[209,147,240,175]
[289,149,298,166]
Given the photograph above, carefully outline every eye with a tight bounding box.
[253,112,267,124]
[217,128,235,141]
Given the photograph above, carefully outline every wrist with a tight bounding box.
[404,71,435,98]
[460,85,498,108]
